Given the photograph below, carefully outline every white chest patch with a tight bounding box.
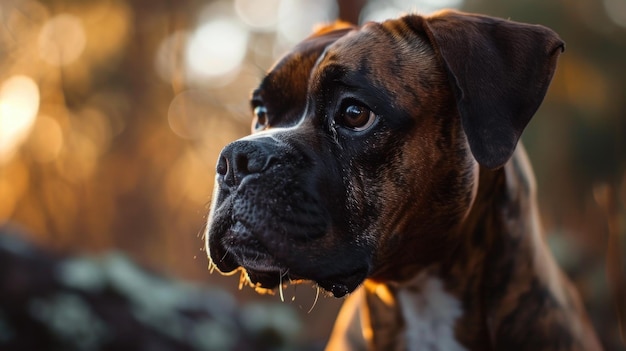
[397,277,467,351]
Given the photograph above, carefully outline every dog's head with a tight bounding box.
[206,10,564,297]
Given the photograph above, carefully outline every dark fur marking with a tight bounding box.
[496,279,575,350]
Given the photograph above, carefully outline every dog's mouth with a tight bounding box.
[209,219,368,298]
[243,261,368,298]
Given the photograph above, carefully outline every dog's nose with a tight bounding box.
[217,139,277,187]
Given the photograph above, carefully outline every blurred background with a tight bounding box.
[0,0,624,349]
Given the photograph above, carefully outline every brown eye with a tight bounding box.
[338,104,376,131]
[252,105,268,132]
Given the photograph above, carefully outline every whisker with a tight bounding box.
[279,270,285,302]
[238,270,246,290]
[278,269,290,303]
[209,260,216,274]
[308,285,320,314]
[220,251,229,263]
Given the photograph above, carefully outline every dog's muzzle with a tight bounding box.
[206,134,370,297]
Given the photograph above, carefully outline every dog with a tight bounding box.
[205,9,602,350]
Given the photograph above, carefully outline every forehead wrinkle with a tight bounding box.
[309,28,383,95]
[349,27,436,111]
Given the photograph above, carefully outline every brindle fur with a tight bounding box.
[206,10,602,350]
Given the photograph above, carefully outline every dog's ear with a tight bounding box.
[420,10,565,169]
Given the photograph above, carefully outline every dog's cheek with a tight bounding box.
[372,121,474,274]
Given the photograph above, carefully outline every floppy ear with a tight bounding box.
[421,11,565,169]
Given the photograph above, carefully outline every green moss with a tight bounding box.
[57,256,107,292]
[240,303,301,347]
[29,293,109,351]
[191,320,237,351]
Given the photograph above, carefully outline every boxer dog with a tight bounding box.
[205,9,602,350]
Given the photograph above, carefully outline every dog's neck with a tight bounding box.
[356,145,592,350]
[441,144,551,348]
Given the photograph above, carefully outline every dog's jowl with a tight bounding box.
[205,10,602,351]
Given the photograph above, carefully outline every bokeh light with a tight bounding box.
[277,0,338,44]
[38,14,87,66]
[155,30,188,84]
[81,0,132,63]
[362,0,462,22]
[0,75,40,164]
[604,0,626,28]
[234,0,280,31]
[168,89,214,140]
[185,17,249,81]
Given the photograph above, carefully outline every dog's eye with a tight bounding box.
[253,105,268,132]
[338,104,376,131]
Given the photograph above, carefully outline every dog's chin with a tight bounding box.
[209,220,370,298]
[215,248,368,298]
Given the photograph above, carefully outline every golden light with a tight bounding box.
[0,160,30,219]
[38,13,87,66]
[26,114,64,163]
[155,30,187,84]
[0,75,40,164]
[82,1,132,63]
[168,90,207,140]
[56,131,98,183]
[166,148,213,206]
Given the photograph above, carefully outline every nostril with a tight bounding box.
[235,154,250,176]
[216,155,228,176]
